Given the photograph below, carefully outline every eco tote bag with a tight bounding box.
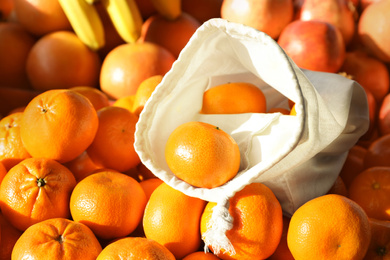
[134,18,369,254]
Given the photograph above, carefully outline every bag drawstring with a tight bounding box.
[202,197,236,255]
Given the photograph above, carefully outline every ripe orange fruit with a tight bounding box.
[0,112,31,171]
[20,89,99,164]
[339,144,367,188]
[201,182,283,259]
[0,22,36,89]
[364,134,390,169]
[364,218,390,260]
[70,171,147,240]
[143,182,206,259]
[97,237,175,260]
[182,251,222,260]
[11,218,102,260]
[139,12,200,58]
[139,177,163,201]
[287,194,371,260]
[13,0,72,36]
[86,106,140,172]
[0,158,76,231]
[63,151,100,182]
[165,121,240,188]
[112,95,136,112]
[348,167,390,221]
[201,82,267,114]
[26,31,101,91]
[70,86,110,111]
[132,74,163,116]
[0,212,23,260]
[100,42,176,99]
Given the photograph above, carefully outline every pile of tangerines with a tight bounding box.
[0,0,390,259]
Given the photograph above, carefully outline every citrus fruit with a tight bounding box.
[26,31,101,91]
[287,194,371,260]
[348,166,390,221]
[70,171,147,240]
[20,89,98,163]
[0,157,76,231]
[11,218,102,260]
[86,106,140,172]
[143,182,206,259]
[96,237,175,260]
[201,182,284,259]
[201,82,267,114]
[165,121,240,188]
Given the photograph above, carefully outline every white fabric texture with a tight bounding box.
[134,18,369,253]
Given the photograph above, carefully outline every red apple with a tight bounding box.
[221,0,294,39]
[296,0,356,46]
[277,20,346,73]
[339,50,390,104]
[358,0,390,62]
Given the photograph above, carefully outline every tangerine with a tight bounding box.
[287,194,371,260]
[0,157,76,231]
[165,121,240,188]
[201,182,284,259]
[70,171,147,240]
[11,218,102,260]
[20,89,99,163]
[201,82,267,114]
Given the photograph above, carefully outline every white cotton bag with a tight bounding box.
[134,18,369,254]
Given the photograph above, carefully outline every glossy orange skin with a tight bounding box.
[165,121,240,189]
[0,158,76,231]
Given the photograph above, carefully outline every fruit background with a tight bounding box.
[0,0,390,259]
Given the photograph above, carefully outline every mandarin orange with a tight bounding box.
[182,251,222,260]
[70,171,147,240]
[86,106,140,172]
[26,31,101,91]
[287,194,371,260]
[143,182,206,259]
[70,86,110,111]
[11,218,102,260]
[201,182,283,260]
[165,121,240,188]
[0,158,76,231]
[96,237,175,260]
[364,218,390,260]
[20,89,99,163]
[0,112,31,171]
[348,166,390,221]
[132,74,163,116]
[201,82,267,114]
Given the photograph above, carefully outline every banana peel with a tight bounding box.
[59,0,143,50]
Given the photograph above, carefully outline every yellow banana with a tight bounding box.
[101,0,143,43]
[58,0,105,51]
[150,0,181,20]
